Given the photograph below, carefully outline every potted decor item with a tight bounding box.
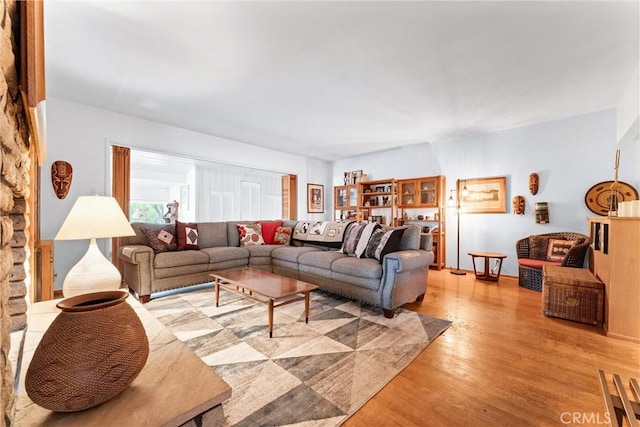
[25,290,149,412]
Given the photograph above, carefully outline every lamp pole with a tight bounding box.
[451,179,466,275]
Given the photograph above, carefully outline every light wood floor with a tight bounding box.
[345,269,640,427]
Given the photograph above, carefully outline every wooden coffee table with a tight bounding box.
[468,251,507,282]
[211,268,319,338]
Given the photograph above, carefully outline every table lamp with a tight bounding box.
[55,195,136,297]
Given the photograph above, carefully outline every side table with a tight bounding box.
[14,296,231,426]
[468,251,507,282]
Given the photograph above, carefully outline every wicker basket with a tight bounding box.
[25,291,149,412]
[542,266,604,327]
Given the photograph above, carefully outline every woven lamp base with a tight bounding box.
[25,291,149,412]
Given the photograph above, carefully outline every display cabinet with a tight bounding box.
[333,185,358,220]
[357,179,397,225]
[398,176,440,208]
[396,175,446,270]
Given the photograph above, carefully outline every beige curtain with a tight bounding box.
[111,145,130,279]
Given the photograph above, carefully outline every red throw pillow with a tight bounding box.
[176,221,199,250]
[259,221,283,245]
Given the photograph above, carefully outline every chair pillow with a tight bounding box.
[546,239,578,262]
[529,235,549,260]
[141,224,177,253]
[176,221,199,250]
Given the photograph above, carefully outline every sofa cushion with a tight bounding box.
[154,250,209,269]
[200,246,249,264]
[546,239,578,262]
[259,221,282,244]
[274,226,292,245]
[398,225,419,250]
[244,244,279,258]
[271,246,322,263]
[198,222,228,248]
[140,224,177,253]
[176,221,199,250]
[331,257,383,279]
[238,223,265,246]
[298,251,346,269]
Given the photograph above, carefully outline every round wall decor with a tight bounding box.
[584,181,639,216]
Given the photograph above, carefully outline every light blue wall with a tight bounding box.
[44,97,332,290]
[334,109,638,276]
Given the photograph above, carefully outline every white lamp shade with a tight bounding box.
[56,196,135,240]
[56,196,135,297]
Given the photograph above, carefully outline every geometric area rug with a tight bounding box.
[145,285,452,426]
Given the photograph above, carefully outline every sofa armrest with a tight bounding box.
[119,245,154,264]
[119,245,154,300]
[383,250,433,273]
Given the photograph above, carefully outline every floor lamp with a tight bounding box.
[449,179,468,275]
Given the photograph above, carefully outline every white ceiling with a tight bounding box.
[44,1,639,162]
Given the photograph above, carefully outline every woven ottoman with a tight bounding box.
[542,266,604,327]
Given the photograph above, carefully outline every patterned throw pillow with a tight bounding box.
[546,239,578,262]
[260,221,283,244]
[339,222,365,255]
[176,221,199,250]
[273,226,292,245]
[355,223,382,258]
[237,223,265,246]
[140,225,177,253]
[362,228,385,259]
[374,228,406,263]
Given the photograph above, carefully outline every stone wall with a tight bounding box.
[1,0,33,425]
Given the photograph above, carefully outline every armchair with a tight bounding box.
[515,232,590,291]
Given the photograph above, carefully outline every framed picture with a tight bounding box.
[460,176,507,213]
[307,183,324,213]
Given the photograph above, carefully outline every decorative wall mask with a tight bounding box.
[51,160,73,199]
[512,195,525,214]
[535,202,549,224]
[529,173,539,195]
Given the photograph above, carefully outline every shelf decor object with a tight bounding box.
[25,291,149,412]
[449,180,468,276]
[55,195,136,297]
[584,180,639,216]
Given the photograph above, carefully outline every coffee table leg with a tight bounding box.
[268,299,274,338]
[215,278,220,307]
[305,291,310,324]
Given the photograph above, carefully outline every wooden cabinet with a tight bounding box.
[357,179,396,225]
[398,176,440,208]
[588,217,640,343]
[397,175,447,270]
[333,185,358,220]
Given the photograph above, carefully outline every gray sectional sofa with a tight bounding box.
[118,220,434,318]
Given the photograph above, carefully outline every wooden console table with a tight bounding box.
[14,296,231,426]
[468,251,507,282]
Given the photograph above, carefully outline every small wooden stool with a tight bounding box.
[468,251,507,282]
